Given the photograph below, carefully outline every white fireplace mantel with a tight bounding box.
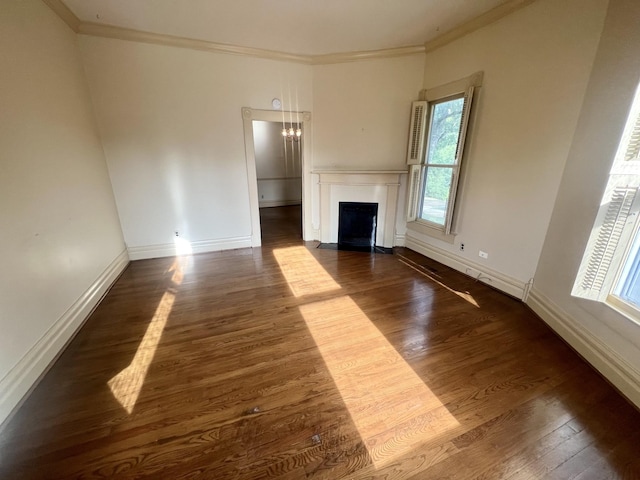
[313,169,407,248]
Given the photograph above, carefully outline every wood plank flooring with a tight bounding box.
[1,205,639,479]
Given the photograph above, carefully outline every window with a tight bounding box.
[573,83,640,322]
[406,72,483,239]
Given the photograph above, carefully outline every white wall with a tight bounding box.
[312,55,425,170]
[0,0,126,422]
[253,120,302,207]
[405,0,608,294]
[530,0,640,406]
[78,36,313,256]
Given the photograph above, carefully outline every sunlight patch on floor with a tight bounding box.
[399,258,479,308]
[300,296,459,468]
[108,256,188,414]
[108,290,175,413]
[273,246,341,297]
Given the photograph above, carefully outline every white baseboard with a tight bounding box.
[405,234,527,299]
[394,233,406,247]
[0,248,129,426]
[128,236,253,260]
[527,288,640,408]
[259,200,301,208]
[309,229,321,242]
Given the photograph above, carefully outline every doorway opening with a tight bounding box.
[241,107,311,248]
[252,119,303,245]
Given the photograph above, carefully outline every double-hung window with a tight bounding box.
[573,83,640,323]
[406,72,483,239]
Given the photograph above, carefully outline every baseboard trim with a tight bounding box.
[527,288,640,409]
[128,236,253,260]
[259,200,301,208]
[405,234,527,299]
[394,233,406,247]
[0,248,129,426]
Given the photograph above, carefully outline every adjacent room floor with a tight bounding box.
[1,206,639,479]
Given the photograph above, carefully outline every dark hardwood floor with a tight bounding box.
[1,205,639,479]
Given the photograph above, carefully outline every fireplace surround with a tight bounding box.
[314,170,406,248]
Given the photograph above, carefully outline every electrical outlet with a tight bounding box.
[460,243,465,251]
[175,231,179,237]
[479,250,488,259]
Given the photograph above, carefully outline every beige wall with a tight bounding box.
[531,0,640,405]
[0,0,125,421]
[79,36,313,255]
[406,0,608,288]
[312,55,425,170]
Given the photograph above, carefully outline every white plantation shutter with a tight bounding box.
[406,101,428,165]
[582,187,637,292]
[573,180,640,301]
[624,113,640,161]
[406,165,421,222]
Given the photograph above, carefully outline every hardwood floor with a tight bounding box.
[1,205,639,479]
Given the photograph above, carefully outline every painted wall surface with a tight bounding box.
[533,0,640,384]
[312,55,425,170]
[253,120,302,206]
[79,36,312,250]
[406,0,608,285]
[0,2,125,381]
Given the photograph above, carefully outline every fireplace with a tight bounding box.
[338,202,378,251]
[313,169,406,248]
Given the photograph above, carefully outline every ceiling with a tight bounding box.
[61,0,515,56]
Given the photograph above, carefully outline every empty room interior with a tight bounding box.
[2,0,640,478]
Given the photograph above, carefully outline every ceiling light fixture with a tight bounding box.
[282,125,302,142]
[274,96,302,142]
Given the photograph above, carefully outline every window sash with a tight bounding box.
[418,165,457,228]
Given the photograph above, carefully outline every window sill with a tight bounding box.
[407,221,456,244]
[605,294,640,328]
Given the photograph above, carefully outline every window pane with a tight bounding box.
[420,167,453,225]
[426,97,465,165]
[616,228,640,307]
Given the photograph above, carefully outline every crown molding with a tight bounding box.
[75,22,426,65]
[41,0,80,32]
[42,0,537,64]
[77,22,313,64]
[424,0,538,53]
[311,45,426,65]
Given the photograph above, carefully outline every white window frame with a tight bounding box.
[572,83,640,326]
[406,72,483,242]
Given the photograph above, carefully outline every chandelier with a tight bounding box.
[282,126,302,142]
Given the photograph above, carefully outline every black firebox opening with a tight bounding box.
[338,202,378,252]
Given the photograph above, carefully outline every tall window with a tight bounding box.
[421,96,465,226]
[573,83,640,322]
[406,72,482,239]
